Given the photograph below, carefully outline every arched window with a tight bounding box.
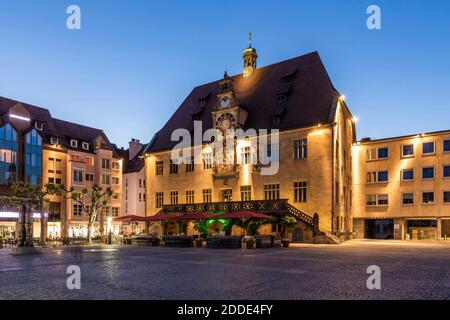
[0,124,18,185]
[25,129,43,186]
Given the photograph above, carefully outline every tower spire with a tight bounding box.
[243,33,257,78]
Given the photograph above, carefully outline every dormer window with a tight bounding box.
[282,76,294,85]
[277,94,288,104]
[35,122,44,131]
[82,142,90,150]
[50,137,59,145]
[271,117,281,125]
[199,99,206,108]
[70,139,78,148]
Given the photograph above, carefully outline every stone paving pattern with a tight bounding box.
[0,240,449,300]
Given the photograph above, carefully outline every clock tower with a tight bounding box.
[211,71,248,180]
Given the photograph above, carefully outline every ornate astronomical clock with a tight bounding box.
[210,72,247,180]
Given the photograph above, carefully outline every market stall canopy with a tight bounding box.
[114,215,147,222]
[215,211,273,220]
[144,214,178,221]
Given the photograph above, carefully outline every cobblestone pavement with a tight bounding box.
[0,240,449,300]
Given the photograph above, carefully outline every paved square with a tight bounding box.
[0,240,449,300]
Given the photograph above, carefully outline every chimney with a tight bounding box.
[128,138,143,160]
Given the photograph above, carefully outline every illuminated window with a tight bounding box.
[240,185,252,201]
[222,189,233,202]
[112,177,120,185]
[112,207,119,217]
[112,161,120,170]
[85,156,94,166]
[240,146,252,165]
[294,139,307,159]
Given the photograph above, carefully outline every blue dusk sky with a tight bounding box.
[1,0,449,147]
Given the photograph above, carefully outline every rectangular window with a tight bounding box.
[202,189,212,203]
[367,171,389,183]
[170,160,179,174]
[240,185,252,201]
[402,169,415,181]
[186,190,195,204]
[422,167,435,179]
[402,193,414,205]
[366,194,389,207]
[170,191,179,205]
[422,192,435,204]
[203,152,212,169]
[139,179,142,187]
[294,182,307,203]
[112,207,119,217]
[85,173,94,182]
[112,177,120,185]
[73,204,83,216]
[222,189,233,202]
[264,184,280,200]
[156,161,164,175]
[85,156,94,166]
[101,158,111,170]
[71,154,81,162]
[101,174,110,185]
[48,158,55,173]
[73,169,84,184]
[444,191,450,204]
[402,144,414,157]
[367,147,389,161]
[240,146,252,165]
[112,162,120,170]
[444,140,450,152]
[48,177,55,184]
[70,140,78,148]
[294,139,307,159]
[139,193,142,202]
[55,159,62,174]
[156,192,164,208]
[443,165,450,178]
[186,156,195,172]
[422,142,435,155]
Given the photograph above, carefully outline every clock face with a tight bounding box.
[216,113,235,132]
[220,96,231,109]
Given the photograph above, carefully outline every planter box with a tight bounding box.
[131,236,161,246]
[206,236,243,249]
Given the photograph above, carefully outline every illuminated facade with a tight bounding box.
[352,131,450,240]
[144,47,356,242]
[0,97,123,239]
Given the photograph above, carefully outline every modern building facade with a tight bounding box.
[352,131,450,240]
[144,46,356,242]
[0,97,123,239]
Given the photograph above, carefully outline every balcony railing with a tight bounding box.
[162,199,315,227]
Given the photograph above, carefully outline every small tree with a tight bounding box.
[10,181,59,246]
[61,185,116,244]
[280,216,298,240]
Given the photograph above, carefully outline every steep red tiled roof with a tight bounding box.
[148,51,340,153]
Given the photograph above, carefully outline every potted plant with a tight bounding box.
[280,216,298,248]
[244,236,255,249]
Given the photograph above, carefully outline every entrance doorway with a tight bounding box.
[407,220,436,240]
[365,219,394,239]
[292,228,304,243]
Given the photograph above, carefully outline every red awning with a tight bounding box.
[176,213,216,221]
[113,215,147,222]
[215,211,273,220]
[144,214,178,221]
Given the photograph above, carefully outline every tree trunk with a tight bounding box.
[40,205,46,247]
[87,223,92,244]
[18,204,34,247]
